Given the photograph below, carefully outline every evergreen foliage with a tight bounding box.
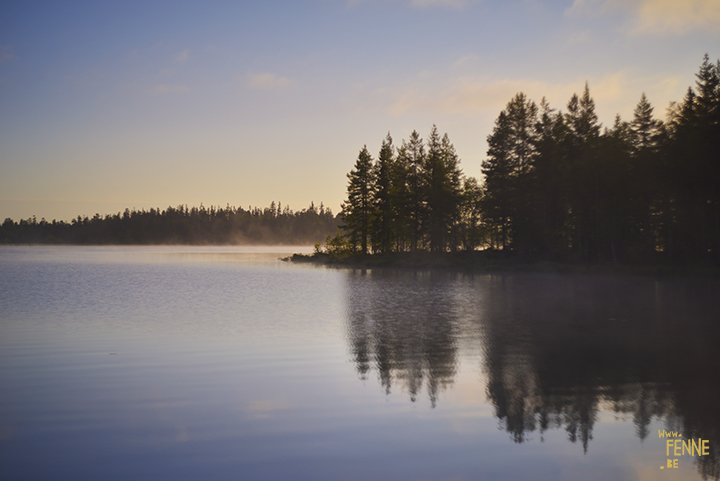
[372,134,396,254]
[333,55,719,265]
[0,203,338,245]
[341,146,376,255]
[5,55,719,265]
[336,126,474,255]
[473,55,720,264]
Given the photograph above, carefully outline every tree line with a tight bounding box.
[338,55,720,264]
[0,202,339,245]
[339,126,479,255]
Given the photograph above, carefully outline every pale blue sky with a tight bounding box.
[1,0,718,221]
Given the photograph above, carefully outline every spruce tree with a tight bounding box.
[403,131,426,252]
[391,144,412,251]
[424,126,462,252]
[373,133,395,254]
[481,93,538,251]
[630,93,662,152]
[341,146,376,255]
[565,83,602,261]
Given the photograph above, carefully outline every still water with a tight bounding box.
[1,246,718,481]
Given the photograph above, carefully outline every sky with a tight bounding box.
[1,0,719,222]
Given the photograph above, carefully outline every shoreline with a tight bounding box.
[287,251,720,278]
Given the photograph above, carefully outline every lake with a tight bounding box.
[1,246,718,481]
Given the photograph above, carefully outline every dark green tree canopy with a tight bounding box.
[341,145,376,255]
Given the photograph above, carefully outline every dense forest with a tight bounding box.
[3,55,718,261]
[335,55,720,265]
[0,202,338,245]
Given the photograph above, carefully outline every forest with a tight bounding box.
[3,55,718,264]
[335,55,720,265]
[0,202,338,245]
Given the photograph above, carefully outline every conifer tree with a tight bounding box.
[424,126,463,252]
[403,131,427,252]
[391,144,412,251]
[459,176,484,251]
[565,83,602,261]
[481,93,538,251]
[373,133,395,254]
[630,93,662,152]
[341,146,376,255]
[531,98,572,260]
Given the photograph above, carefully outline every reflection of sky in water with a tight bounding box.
[0,246,717,480]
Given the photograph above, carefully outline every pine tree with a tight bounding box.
[459,176,484,251]
[567,83,600,143]
[424,126,463,252]
[531,97,571,260]
[630,93,662,152]
[482,110,514,249]
[403,131,426,252]
[666,55,720,259]
[628,94,664,257]
[373,133,395,254]
[564,83,602,261]
[391,144,412,251]
[341,146,376,255]
[481,93,538,251]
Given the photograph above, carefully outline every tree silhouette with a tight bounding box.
[372,134,396,254]
[341,146,376,255]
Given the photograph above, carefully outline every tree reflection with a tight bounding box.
[343,270,720,478]
[344,269,458,407]
[481,275,720,478]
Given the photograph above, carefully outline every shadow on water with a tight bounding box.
[343,270,720,479]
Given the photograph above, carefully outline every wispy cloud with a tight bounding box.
[0,45,16,63]
[388,77,578,116]
[245,72,293,89]
[565,0,625,17]
[153,84,190,95]
[347,0,477,9]
[452,54,480,69]
[634,0,720,34]
[407,0,472,9]
[385,71,684,123]
[176,49,190,63]
[567,30,592,44]
[566,0,720,34]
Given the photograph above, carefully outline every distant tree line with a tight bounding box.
[0,202,339,245]
[338,55,720,264]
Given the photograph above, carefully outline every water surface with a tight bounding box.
[1,246,718,480]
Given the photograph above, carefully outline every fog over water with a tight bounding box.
[1,246,718,480]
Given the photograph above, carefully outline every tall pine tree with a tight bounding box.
[341,146,376,255]
[372,134,395,254]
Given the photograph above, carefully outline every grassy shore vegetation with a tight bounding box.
[299,55,720,272]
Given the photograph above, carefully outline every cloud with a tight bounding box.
[388,77,580,116]
[565,0,625,17]
[566,0,720,34]
[408,0,472,9]
[176,49,190,63]
[347,0,477,9]
[385,71,685,125]
[634,0,720,34]
[245,72,293,89]
[0,45,16,63]
[452,55,480,69]
[153,84,190,95]
[567,30,592,44]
